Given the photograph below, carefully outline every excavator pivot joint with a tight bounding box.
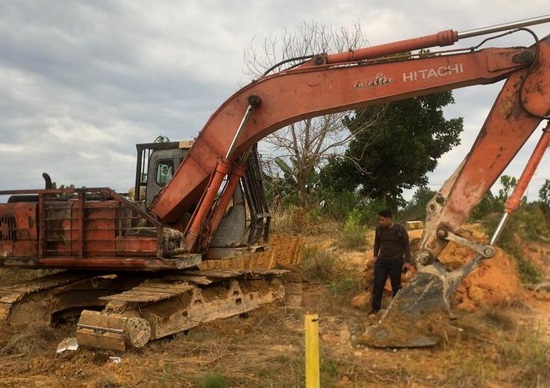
[512,50,535,64]
[247,94,262,108]
[437,228,495,258]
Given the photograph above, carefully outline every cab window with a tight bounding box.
[156,160,174,187]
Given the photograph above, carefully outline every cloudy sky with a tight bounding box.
[1,1,549,203]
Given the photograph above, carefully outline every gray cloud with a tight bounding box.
[0,1,548,202]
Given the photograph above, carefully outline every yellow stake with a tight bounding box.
[305,313,320,388]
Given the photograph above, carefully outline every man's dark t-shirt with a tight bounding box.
[373,223,411,262]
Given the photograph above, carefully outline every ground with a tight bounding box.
[0,226,549,387]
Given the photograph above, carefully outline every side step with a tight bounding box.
[76,269,289,351]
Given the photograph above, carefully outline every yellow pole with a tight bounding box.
[305,313,320,388]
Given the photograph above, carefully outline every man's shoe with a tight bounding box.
[367,309,379,316]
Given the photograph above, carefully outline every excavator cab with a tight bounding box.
[133,140,192,206]
[133,140,271,259]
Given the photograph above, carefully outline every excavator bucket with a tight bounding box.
[359,260,472,348]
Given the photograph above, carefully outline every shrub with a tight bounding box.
[328,277,359,296]
[270,206,308,234]
[481,207,544,285]
[513,253,543,285]
[339,209,367,250]
[301,247,337,282]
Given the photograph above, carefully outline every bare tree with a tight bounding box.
[243,21,384,207]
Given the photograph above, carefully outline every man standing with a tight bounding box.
[370,209,412,315]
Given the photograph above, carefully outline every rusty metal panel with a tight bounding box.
[81,201,117,256]
[115,237,157,256]
[0,203,38,258]
[0,189,193,270]
[0,203,38,240]
[44,200,118,258]
[44,201,76,257]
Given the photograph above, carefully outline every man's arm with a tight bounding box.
[373,227,380,259]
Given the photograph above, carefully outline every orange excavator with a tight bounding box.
[1,15,549,350]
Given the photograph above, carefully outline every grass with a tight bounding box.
[513,253,544,285]
[300,247,338,282]
[328,277,359,297]
[429,306,550,387]
[482,307,518,331]
[196,372,230,388]
[269,206,307,234]
[496,323,550,386]
[442,346,494,386]
[481,211,545,286]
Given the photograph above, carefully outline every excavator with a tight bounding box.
[1,15,549,350]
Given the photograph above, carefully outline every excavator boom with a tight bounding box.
[149,17,550,347]
[152,46,536,223]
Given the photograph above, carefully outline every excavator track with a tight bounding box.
[0,272,85,322]
[77,269,290,351]
[0,272,143,326]
[0,269,297,351]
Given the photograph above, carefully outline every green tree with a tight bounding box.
[400,186,437,221]
[497,175,517,202]
[320,92,463,210]
[262,156,320,208]
[471,190,503,220]
[539,179,550,205]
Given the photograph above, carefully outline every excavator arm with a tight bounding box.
[148,16,550,347]
[151,16,549,250]
[364,45,550,347]
[151,47,535,223]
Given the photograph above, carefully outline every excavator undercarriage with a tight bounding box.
[0,268,298,351]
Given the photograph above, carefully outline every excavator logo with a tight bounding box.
[403,63,464,82]
[354,72,393,89]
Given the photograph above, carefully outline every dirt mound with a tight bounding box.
[436,225,524,311]
[199,234,304,270]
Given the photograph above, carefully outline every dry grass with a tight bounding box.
[0,218,549,387]
[0,268,60,286]
[0,323,60,356]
